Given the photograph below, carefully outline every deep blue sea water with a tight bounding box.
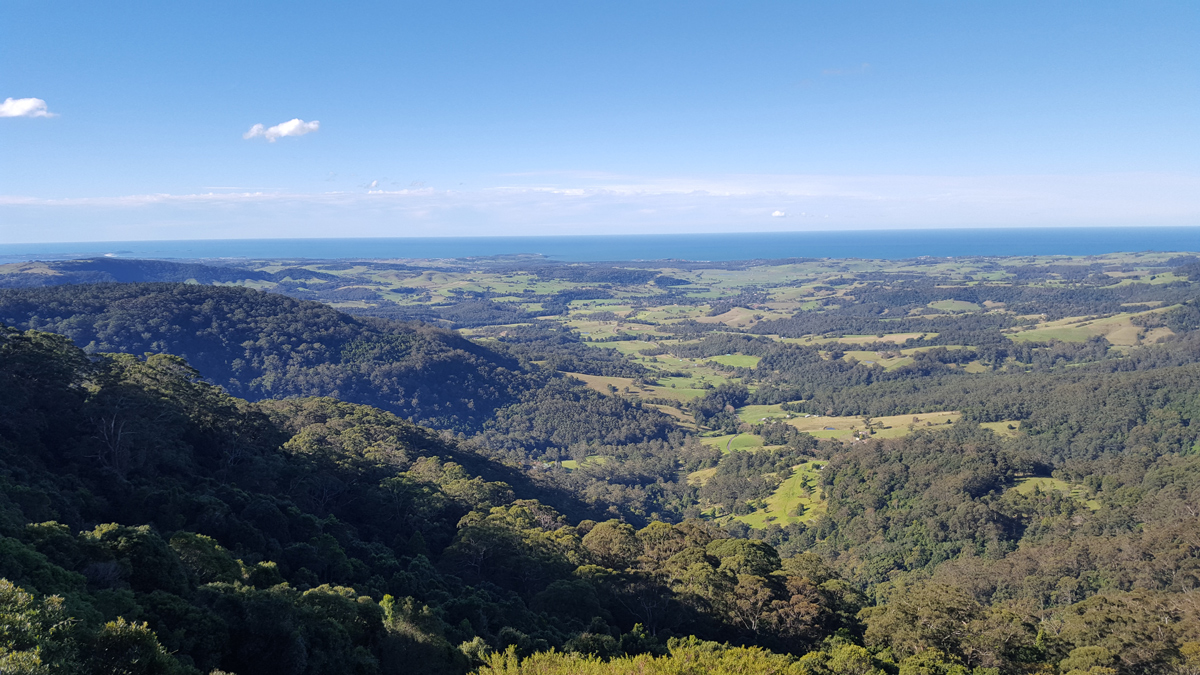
[2,228,1198,264]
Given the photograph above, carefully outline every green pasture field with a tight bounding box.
[560,455,609,471]
[1110,272,1186,286]
[733,405,962,440]
[1011,476,1101,510]
[979,420,1021,437]
[836,345,975,369]
[635,306,707,321]
[565,320,658,340]
[700,433,765,454]
[603,341,665,355]
[1010,307,1176,346]
[696,307,764,328]
[962,361,989,373]
[928,300,982,312]
[646,356,738,383]
[647,380,712,402]
[789,410,960,439]
[705,354,761,368]
[767,287,819,302]
[648,404,694,426]
[562,370,734,403]
[731,461,828,528]
[842,350,912,370]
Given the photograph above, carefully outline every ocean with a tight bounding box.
[1,227,1197,264]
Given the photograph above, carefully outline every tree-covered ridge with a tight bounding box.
[0,283,696,523]
[0,258,273,287]
[0,283,540,431]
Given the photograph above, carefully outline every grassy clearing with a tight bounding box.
[637,307,707,322]
[644,382,710,402]
[1011,477,1100,510]
[560,455,610,471]
[929,300,981,312]
[705,354,761,368]
[646,356,738,385]
[565,320,654,340]
[605,341,665,355]
[842,350,913,370]
[1011,308,1177,346]
[790,411,960,439]
[1111,272,1187,286]
[732,461,828,528]
[687,467,717,486]
[696,307,764,328]
[963,361,989,373]
[648,404,694,426]
[979,420,1021,437]
[730,407,961,440]
[562,371,727,407]
[700,434,765,454]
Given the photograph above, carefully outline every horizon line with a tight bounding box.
[5,223,1200,249]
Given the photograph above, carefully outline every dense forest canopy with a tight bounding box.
[0,283,546,432]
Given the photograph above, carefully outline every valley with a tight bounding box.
[0,250,1198,674]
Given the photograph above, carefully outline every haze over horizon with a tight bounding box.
[3,1,1197,242]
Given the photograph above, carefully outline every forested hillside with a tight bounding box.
[0,283,556,433]
[0,258,269,287]
[0,326,865,674]
[0,283,694,522]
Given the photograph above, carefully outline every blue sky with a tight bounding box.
[2,1,1198,241]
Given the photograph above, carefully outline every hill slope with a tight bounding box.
[0,283,534,431]
[0,326,858,674]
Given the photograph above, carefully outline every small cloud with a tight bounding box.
[0,97,57,118]
[243,118,319,142]
[368,180,378,189]
[772,210,786,217]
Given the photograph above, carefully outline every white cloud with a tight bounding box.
[243,118,319,142]
[772,210,786,217]
[0,97,56,118]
